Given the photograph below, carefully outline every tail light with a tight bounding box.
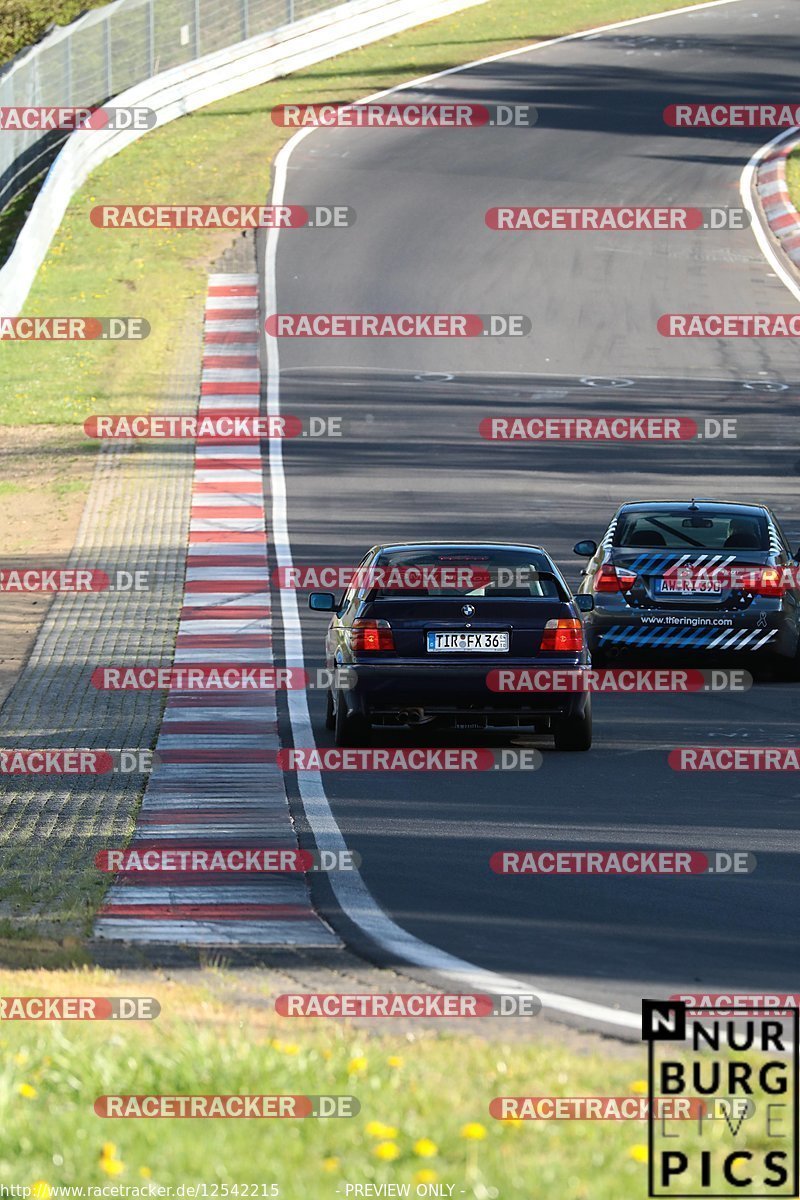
[348,619,395,652]
[540,618,584,653]
[753,567,786,598]
[594,565,636,593]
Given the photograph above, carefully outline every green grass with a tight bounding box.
[1,0,716,426]
[0,967,782,1196]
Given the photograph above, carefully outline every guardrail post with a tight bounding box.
[287,0,295,22]
[242,0,249,39]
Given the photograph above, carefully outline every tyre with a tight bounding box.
[324,689,335,730]
[334,691,371,747]
[552,706,592,751]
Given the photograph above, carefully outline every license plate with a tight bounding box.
[427,631,509,652]
[657,577,722,596]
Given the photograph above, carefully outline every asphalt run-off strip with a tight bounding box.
[94,273,339,948]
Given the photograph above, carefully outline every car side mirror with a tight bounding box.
[574,593,594,613]
[573,540,597,557]
[309,592,337,612]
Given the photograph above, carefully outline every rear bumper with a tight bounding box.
[339,659,590,721]
[586,609,796,658]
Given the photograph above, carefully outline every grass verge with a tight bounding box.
[0,966,777,1197]
[2,0,715,426]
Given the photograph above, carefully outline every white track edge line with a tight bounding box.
[264,0,748,1035]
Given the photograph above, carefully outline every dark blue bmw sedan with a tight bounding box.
[308,542,594,751]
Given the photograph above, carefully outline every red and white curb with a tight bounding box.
[755,136,800,269]
[95,273,339,947]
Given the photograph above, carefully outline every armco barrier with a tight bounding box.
[0,0,486,315]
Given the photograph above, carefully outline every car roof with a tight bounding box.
[616,500,771,517]
[373,542,549,553]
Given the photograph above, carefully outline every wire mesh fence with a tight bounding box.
[0,0,345,210]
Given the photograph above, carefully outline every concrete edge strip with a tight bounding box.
[94,272,339,948]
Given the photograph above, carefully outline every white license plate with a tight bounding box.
[427,631,509,652]
[658,578,722,596]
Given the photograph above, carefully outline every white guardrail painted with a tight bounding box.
[0,0,486,314]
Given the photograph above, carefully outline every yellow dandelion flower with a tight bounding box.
[18,1083,37,1099]
[629,1145,649,1164]
[321,1158,339,1173]
[366,1121,398,1139]
[413,1138,438,1159]
[387,1055,403,1069]
[139,1168,152,1180]
[348,1056,368,1074]
[31,1183,51,1200]
[102,1144,118,1159]
[460,1122,487,1141]
[272,1040,300,1055]
[414,1171,438,1186]
[100,1157,124,1177]
[630,1080,648,1095]
[374,1141,400,1162]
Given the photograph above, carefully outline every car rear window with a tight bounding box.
[369,549,566,598]
[613,510,769,551]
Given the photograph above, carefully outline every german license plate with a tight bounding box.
[657,577,722,596]
[427,631,509,652]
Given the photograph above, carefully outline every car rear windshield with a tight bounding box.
[613,510,769,551]
[369,549,565,598]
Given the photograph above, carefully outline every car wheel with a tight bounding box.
[325,689,335,730]
[552,707,592,751]
[334,691,371,747]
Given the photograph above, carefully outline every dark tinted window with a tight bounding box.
[613,510,768,552]
[371,549,565,598]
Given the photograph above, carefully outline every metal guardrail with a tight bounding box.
[0,0,340,210]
